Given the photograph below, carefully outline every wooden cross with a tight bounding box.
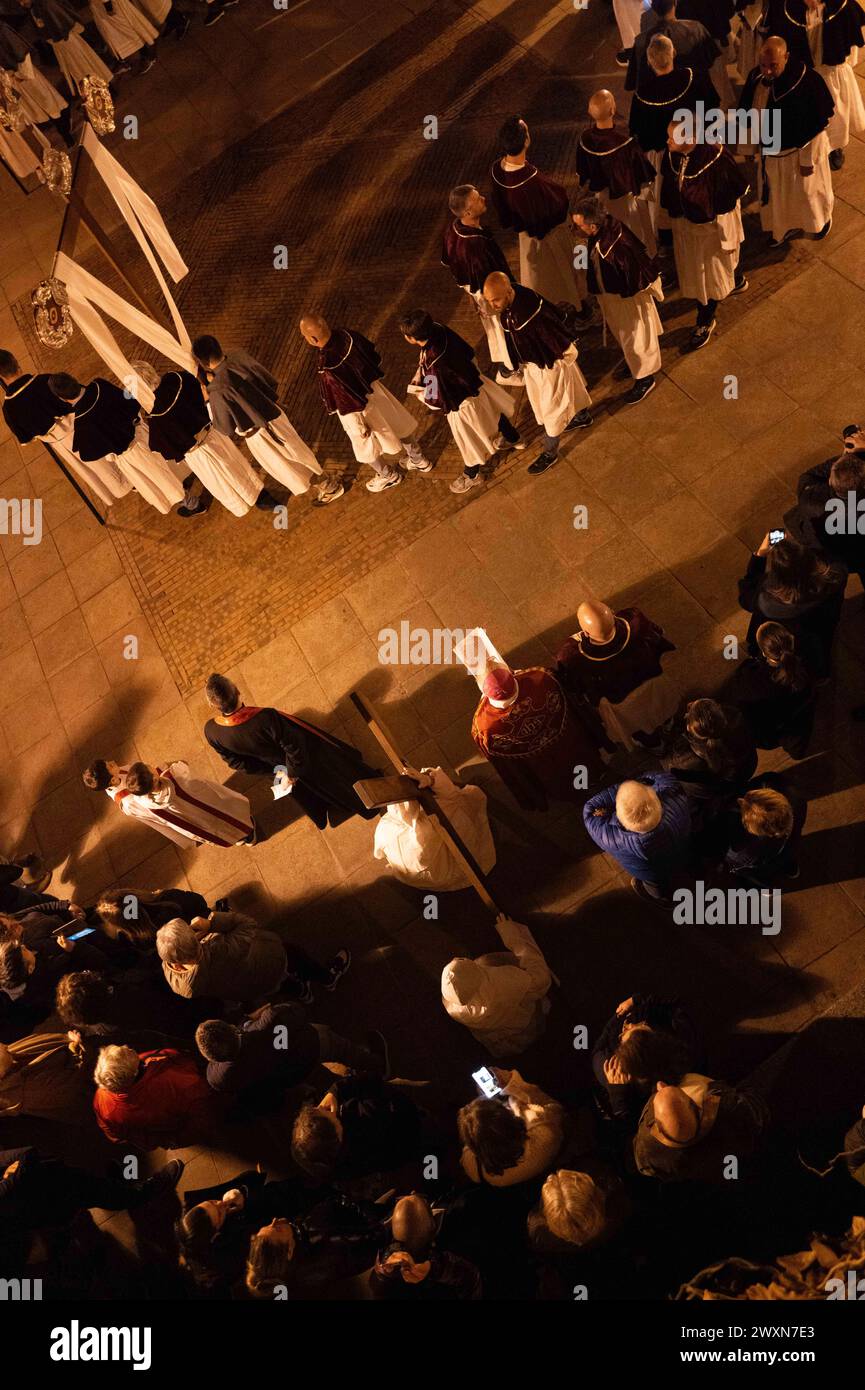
[350,690,501,914]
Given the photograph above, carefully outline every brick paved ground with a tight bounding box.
[2,0,865,1287]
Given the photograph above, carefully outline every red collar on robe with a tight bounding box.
[215,704,347,754]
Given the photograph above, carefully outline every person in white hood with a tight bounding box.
[440,915,553,1056]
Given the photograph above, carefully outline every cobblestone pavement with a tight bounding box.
[2,0,865,1231]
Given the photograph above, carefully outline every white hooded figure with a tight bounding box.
[373,767,496,891]
[441,916,553,1057]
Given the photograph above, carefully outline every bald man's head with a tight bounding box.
[299,314,331,348]
[759,35,788,80]
[391,1194,436,1257]
[578,600,616,641]
[652,1084,702,1147]
[483,271,514,313]
[588,89,616,124]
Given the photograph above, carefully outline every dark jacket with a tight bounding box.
[737,551,846,678]
[592,995,703,1124]
[634,1080,770,1182]
[205,1003,321,1111]
[722,655,816,758]
[792,455,865,580]
[331,1075,423,1180]
[583,772,692,884]
[722,772,807,882]
[660,704,758,826]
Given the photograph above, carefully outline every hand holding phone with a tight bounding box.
[472,1066,504,1099]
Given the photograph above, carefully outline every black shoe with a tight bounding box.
[829,148,845,171]
[255,490,280,511]
[527,450,559,475]
[213,897,230,912]
[630,877,668,905]
[615,48,631,67]
[323,948,351,990]
[688,321,716,351]
[623,377,656,406]
[204,6,225,23]
[565,409,593,431]
[176,502,209,517]
[571,304,597,334]
[174,14,190,39]
[139,52,156,74]
[240,817,259,845]
[141,1158,184,1199]
[732,275,749,294]
[812,217,832,241]
[366,1029,391,1079]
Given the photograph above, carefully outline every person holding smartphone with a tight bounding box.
[737,530,846,678]
[458,1068,565,1189]
[0,912,111,1044]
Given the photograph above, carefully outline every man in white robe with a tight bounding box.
[484,272,593,476]
[83,758,255,848]
[193,335,343,506]
[614,0,650,63]
[740,36,835,244]
[399,309,523,495]
[88,0,158,72]
[572,196,663,405]
[300,314,431,493]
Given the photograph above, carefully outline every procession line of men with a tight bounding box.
[3,0,863,502]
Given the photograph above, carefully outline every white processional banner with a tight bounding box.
[52,126,195,410]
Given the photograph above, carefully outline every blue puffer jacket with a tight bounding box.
[583,773,692,884]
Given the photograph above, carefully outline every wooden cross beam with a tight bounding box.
[350,690,501,914]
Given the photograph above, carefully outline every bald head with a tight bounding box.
[483,271,514,314]
[652,1084,702,1146]
[588,89,616,124]
[299,314,331,348]
[578,600,615,642]
[391,1194,436,1257]
[759,35,788,80]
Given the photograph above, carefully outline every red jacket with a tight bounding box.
[93,1049,214,1149]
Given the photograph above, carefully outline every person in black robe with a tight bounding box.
[203,673,380,831]
[628,47,718,155]
[48,371,187,514]
[576,88,657,253]
[299,315,430,489]
[629,0,720,87]
[484,273,593,474]
[441,183,519,384]
[764,0,865,171]
[489,115,593,318]
[192,335,341,505]
[0,351,71,443]
[571,197,663,402]
[399,309,522,494]
[721,621,817,758]
[740,38,835,243]
[555,599,678,752]
[140,362,277,518]
[660,131,750,348]
[49,373,138,459]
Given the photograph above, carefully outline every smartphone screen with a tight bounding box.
[472,1066,503,1099]
[769,529,785,546]
[52,920,94,941]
